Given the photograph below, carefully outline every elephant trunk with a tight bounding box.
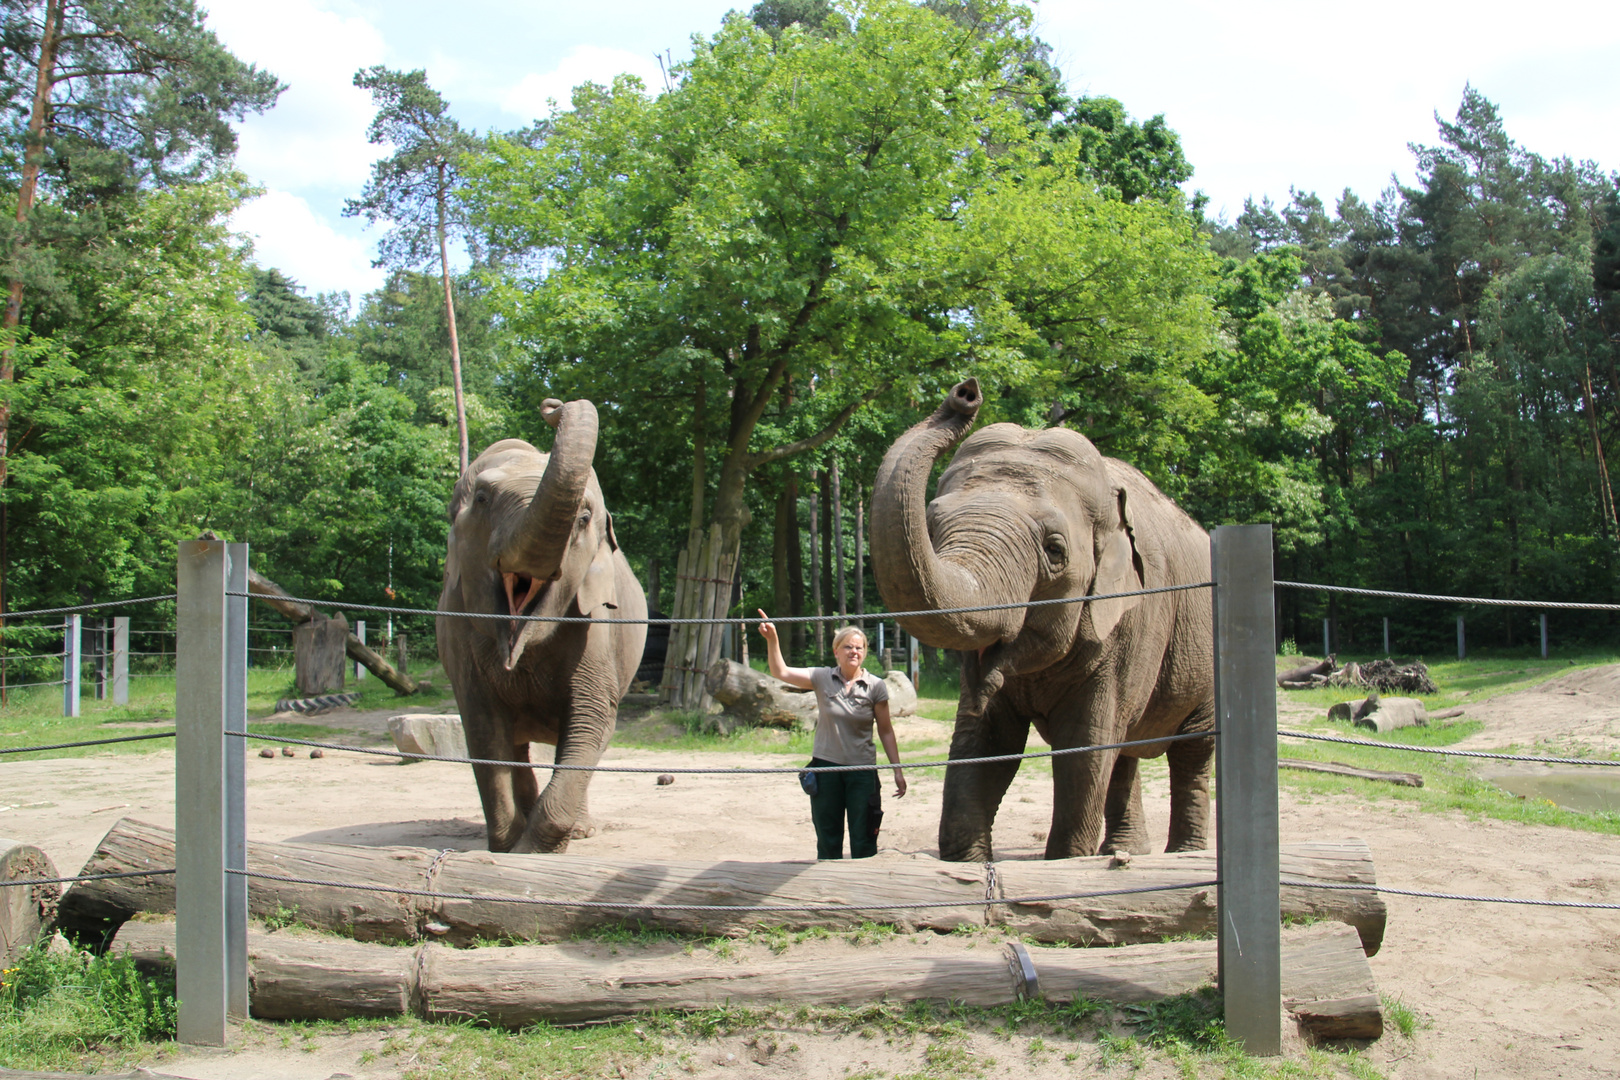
[870,379,1027,651]
[510,398,599,578]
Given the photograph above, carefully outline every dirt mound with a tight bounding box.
[1527,664,1620,703]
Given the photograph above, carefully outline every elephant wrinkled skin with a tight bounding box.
[437,398,647,854]
[870,379,1214,861]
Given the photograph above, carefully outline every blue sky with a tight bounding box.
[205,0,1619,303]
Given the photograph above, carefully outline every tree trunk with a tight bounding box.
[0,0,64,619]
[854,471,865,618]
[110,918,1380,1040]
[819,468,833,624]
[704,658,813,728]
[62,818,1386,955]
[786,472,805,657]
[436,177,469,475]
[830,455,846,617]
[245,566,416,694]
[808,476,823,661]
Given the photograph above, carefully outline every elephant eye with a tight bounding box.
[1043,538,1067,565]
[578,508,592,525]
[474,490,489,506]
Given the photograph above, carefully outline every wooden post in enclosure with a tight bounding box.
[1540,612,1548,658]
[225,544,249,1018]
[112,617,129,705]
[175,539,229,1046]
[908,634,920,687]
[1382,617,1390,656]
[659,524,736,711]
[62,615,80,717]
[1321,617,1329,659]
[1457,616,1466,660]
[355,620,366,681]
[1212,524,1281,1056]
[93,619,107,700]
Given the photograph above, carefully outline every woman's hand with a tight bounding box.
[757,609,814,689]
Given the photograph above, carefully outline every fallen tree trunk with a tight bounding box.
[1280,757,1423,787]
[111,918,1379,1040]
[248,567,417,695]
[704,659,815,729]
[0,838,59,967]
[1278,655,1335,686]
[60,819,1385,954]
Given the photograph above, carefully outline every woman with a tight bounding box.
[757,611,906,859]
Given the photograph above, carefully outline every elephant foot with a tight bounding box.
[1163,839,1208,853]
[568,815,598,840]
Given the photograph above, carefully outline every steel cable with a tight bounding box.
[0,731,176,753]
[1278,728,1620,766]
[1276,580,1620,611]
[1,595,177,618]
[1283,878,1620,910]
[224,581,1213,625]
[0,868,175,888]
[231,728,1215,773]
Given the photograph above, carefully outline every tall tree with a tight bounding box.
[0,0,280,612]
[345,66,479,473]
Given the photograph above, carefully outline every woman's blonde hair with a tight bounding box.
[831,626,867,651]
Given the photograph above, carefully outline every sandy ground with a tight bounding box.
[3,675,1620,1079]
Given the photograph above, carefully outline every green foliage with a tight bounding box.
[0,943,176,1068]
[1119,986,1227,1051]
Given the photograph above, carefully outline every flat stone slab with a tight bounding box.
[387,714,468,762]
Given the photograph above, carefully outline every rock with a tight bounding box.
[1327,696,1427,733]
[259,748,275,759]
[656,774,675,786]
[387,714,468,762]
[882,671,918,717]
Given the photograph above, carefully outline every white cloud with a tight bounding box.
[498,45,667,122]
[231,189,385,300]
[205,0,390,196]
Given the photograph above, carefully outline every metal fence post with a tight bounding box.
[176,539,230,1046]
[1383,616,1390,656]
[112,617,129,705]
[1540,612,1548,659]
[62,614,81,717]
[1321,617,1329,658]
[94,619,108,700]
[225,544,250,1017]
[355,619,366,681]
[1457,616,1466,660]
[1212,524,1281,1056]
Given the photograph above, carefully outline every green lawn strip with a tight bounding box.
[0,666,455,760]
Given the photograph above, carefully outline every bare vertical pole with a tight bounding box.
[1382,617,1390,656]
[1457,616,1466,660]
[95,619,107,700]
[62,614,80,717]
[112,617,128,705]
[355,620,366,681]
[176,539,229,1046]
[1212,524,1280,1056]
[1540,613,1548,659]
[224,544,249,1018]
[908,634,920,687]
[1321,617,1329,658]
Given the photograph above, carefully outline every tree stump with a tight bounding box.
[293,612,349,696]
[0,838,59,967]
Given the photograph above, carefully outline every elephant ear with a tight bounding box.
[575,513,620,615]
[1081,486,1144,644]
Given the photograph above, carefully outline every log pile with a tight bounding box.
[58,818,1386,955]
[1280,656,1437,695]
[109,918,1381,1039]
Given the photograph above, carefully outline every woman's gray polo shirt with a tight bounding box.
[809,667,890,765]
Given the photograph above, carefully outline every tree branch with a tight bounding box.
[748,378,894,470]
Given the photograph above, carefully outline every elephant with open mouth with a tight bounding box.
[437,398,647,854]
[869,379,1214,861]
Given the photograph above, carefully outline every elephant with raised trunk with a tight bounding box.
[438,398,647,854]
[870,379,1214,861]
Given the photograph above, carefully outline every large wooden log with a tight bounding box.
[110,919,1379,1040]
[60,819,1386,955]
[0,838,59,966]
[1280,757,1424,787]
[704,658,815,728]
[247,566,418,696]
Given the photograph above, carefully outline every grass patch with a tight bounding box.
[0,663,455,761]
[0,942,176,1073]
[1277,650,1620,836]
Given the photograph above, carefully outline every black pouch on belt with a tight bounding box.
[868,788,884,839]
[798,766,818,796]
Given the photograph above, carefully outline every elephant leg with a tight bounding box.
[1165,714,1214,852]
[463,713,528,853]
[515,636,619,854]
[1102,755,1151,855]
[938,694,1027,862]
[1045,685,1123,859]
